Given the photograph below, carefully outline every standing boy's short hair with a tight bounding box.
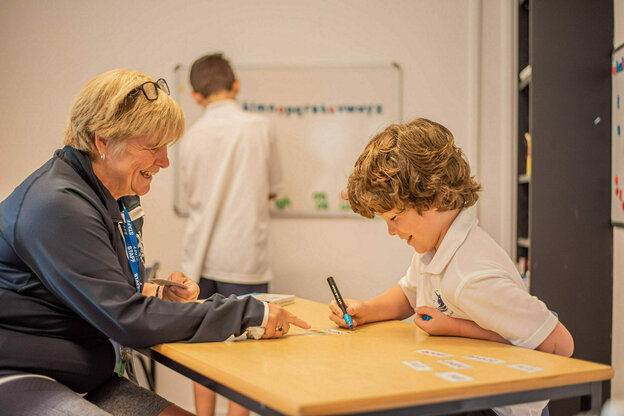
[347,118,481,218]
[190,53,236,99]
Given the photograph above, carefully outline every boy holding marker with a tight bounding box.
[329,118,573,416]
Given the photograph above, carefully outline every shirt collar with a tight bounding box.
[420,208,478,275]
[203,99,240,113]
[56,146,124,223]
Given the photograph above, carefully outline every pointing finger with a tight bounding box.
[289,315,311,329]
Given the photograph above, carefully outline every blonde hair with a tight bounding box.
[347,118,481,218]
[63,69,185,158]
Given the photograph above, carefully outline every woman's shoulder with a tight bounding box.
[30,156,100,206]
[12,156,107,232]
[1,156,97,244]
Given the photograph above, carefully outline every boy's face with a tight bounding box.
[378,208,445,254]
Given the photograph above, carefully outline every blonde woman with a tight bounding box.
[0,69,308,416]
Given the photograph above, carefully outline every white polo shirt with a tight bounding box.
[398,208,557,416]
[180,100,282,284]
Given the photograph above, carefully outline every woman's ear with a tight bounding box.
[94,134,108,157]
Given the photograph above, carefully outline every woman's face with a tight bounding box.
[103,135,169,199]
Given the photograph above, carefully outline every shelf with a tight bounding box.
[518,65,532,91]
[518,174,531,184]
[516,0,530,263]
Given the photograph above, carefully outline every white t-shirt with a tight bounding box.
[398,208,557,416]
[180,100,282,284]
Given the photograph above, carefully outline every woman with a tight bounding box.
[0,69,309,415]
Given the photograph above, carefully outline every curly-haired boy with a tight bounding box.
[330,118,573,416]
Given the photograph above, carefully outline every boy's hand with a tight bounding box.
[262,303,311,338]
[162,271,200,303]
[329,298,367,328]
[413,306,459,336]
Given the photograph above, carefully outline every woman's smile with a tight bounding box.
[140,169,157,179]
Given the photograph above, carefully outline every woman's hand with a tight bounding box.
[161,271,200,303]
[413,306,460,336]
[262,303,310,338]
[328,298,368,328]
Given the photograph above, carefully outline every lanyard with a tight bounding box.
[121,205,142,293]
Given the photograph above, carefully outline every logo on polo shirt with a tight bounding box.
[432,290,448,313]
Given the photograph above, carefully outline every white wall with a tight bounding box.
[613,0,624,401]
[0,0,514,412]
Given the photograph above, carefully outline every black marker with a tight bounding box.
[327,276,353,329]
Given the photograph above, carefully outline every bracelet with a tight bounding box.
[155,285,161,299]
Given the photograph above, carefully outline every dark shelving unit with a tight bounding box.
[515,0,613,413]
[516,0,530,285]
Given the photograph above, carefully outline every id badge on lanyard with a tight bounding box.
[121,205,142,293]
[117,205,143,379]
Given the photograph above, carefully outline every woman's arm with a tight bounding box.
[16,187,267,346]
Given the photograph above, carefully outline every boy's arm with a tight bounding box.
[535,321,574,357]
[329,285,414,328]
[362,285,415,322]
[415,306,574,357]
[414,306,510,344]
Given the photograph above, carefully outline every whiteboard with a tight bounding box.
[613,46,624,226]
[172,64,402,218]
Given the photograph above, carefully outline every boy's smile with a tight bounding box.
[378,208,460,254]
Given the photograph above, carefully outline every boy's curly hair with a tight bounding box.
[347,118,481,218]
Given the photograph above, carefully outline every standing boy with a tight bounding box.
[329,118,573,416]
[180,53,283,416]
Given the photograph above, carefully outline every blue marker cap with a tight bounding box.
[422,314,432,321]
[343,313,353,329]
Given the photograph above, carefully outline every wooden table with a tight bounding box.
[140,298,613,415]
